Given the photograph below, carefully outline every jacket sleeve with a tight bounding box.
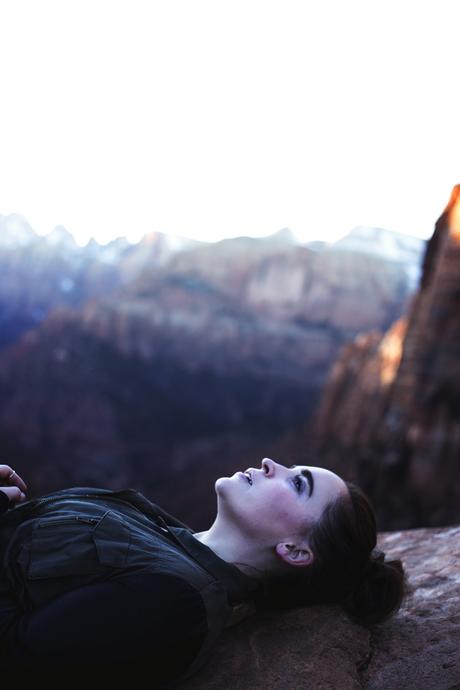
[0,571,208,689]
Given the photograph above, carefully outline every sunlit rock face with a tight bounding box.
[183,525,460,690]
[311,186,460,530]
[313,318,407,449]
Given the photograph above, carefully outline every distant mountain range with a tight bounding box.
[0,213,426,527]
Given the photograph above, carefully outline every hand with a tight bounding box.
[0,465,28,507]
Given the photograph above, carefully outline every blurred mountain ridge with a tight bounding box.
[0,211,426,527]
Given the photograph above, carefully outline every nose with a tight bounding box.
[261,457,275,476]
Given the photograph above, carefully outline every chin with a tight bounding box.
[215,476,228,491]
[214,475,236,497]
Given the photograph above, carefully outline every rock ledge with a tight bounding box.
[184,525,460,690]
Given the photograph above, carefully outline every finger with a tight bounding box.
[0,465,28,491]
[0,487,27,503]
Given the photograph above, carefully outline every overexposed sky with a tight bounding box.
[0,0,459,246]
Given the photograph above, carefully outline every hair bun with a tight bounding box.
[345,556,407,625]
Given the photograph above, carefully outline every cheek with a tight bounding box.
[217,478,302,534]
[252,485,300,529]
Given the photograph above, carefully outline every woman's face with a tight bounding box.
[215,457,348,546]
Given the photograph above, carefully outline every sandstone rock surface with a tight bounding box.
[183,525,460,690]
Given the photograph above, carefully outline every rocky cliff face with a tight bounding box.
[135,228,419,333]
[311,186,460,529]
[183,524,460,690]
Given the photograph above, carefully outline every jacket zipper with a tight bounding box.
[36,516,99,527]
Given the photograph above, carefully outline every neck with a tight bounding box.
[193,515,272,579]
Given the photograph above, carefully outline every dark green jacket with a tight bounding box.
[0,486,260,688]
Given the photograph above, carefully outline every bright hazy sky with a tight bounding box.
[0,0,459,247]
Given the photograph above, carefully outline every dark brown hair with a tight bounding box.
[253,481,407,625]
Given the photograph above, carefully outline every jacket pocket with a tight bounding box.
[27,510,132,580]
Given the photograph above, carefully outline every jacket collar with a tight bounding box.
[154,514,261,603]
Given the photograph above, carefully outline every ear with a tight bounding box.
[275,541,314,568]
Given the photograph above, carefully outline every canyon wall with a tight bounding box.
[311,186,460,529]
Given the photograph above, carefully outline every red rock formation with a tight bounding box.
[314,319,407,449]
[311,186,460,529]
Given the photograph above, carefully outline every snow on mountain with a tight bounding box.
[44,225,77,248]
[0,214,37,247]
[331,226,425,263]
[329,226,426,290]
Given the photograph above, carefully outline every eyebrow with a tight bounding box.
[290,465,314,498]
